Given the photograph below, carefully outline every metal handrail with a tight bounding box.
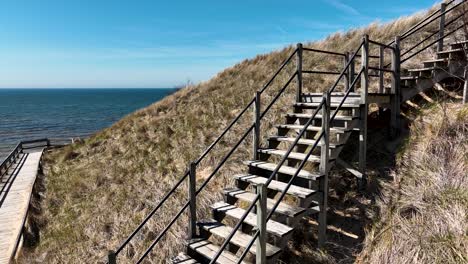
[400,0,464,42]
[387,0,457,46]
[401,22,466,64]
[210,37,366,263]
[401,12,464,58]
[236,68,365,263]
[117,48,299,262]
[383,0,466,68]
[303,47,347,57]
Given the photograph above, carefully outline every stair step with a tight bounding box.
[407,67,438,72]
[268,136,341,148]
[286,113,358,121]
[437,48,464,54]
[224,188,309,218]
[211,201,293,238]
[276,124,349,133]
[198,220,282,258]
[257,148,321,163]
[401,76,418,80]
[294,102,361,108]
[451,40,468,45]
[234,174,317,199]
[422,58,448,64]
[244,160,322,180]
[302,92,360,97]
[188,239,250,264]
[171,253,200,264]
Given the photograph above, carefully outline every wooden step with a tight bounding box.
[257,148,321,163]
[211,201,293,238]
[224,188,309,218]
[294,102,361,108]
[437,48,464,54]
[407,67,438,72]
[286,113,358,121]
[302,92,360,97]
[276,124,349,133]
[188,239,250,264]
[198,220,282,258]
[268,136,342,148]
[234,174,317,199]
[171,253,200,264]
[244,160,322,180]
[422,58,447,64]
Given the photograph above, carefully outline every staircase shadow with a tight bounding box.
[282,110,412,263]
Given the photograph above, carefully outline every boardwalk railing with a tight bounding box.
[108,1,467,262]
[0,139,50,181]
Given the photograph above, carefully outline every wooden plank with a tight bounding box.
[268,136,342,148]
[286,113,358,121]
[211,201,293,238]
[234,174,317,199]
[188,239,250,264]
[199,220,281,258]
[243,161,322,180]
[257,149,321,163]
[171,253,200,264]
[224,188,308,218]
[0,150,43,264]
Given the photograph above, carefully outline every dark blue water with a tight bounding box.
[0,88,176,158]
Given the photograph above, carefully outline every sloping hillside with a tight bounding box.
[19,4,462,263]
[358,103,468,264]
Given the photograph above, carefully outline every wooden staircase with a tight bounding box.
[108,1,468,263]
[171,95,363,263]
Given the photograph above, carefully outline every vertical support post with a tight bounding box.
[349,52,355,92]
[344,52,350,91]
[359,35,369,189]
[378,46,384,94]
[438,3,447,52]
[256,183,267,264]
[188,162,197,239]
[318,93,330,247]
[296,43,303,102]
[390,36,401,138]
[253,91,261,160]
[108,250,116,264]
[464,68,468,104]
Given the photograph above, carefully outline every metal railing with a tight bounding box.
[0,138,50,180]
[109,47,300,263]
[209,38,368,263]
[108,1,468,262]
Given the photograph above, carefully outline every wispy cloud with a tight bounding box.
[325,0,360,16]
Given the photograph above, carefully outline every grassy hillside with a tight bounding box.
[19,2,464,263]
[358,103,468,264]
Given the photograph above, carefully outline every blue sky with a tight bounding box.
[0,0,438,88]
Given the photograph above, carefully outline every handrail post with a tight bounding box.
[253,91,261,160]
[349,52,355,92]
[438,2,447,52]
[391,36,401,139]
[256,183,267,264]
[318,93,330,247]
[344,52,350,91]
[359,35,369,189]
[108,250,116,264]
[378,46,384,94]
[296,43,303,102]
[188,162,197,239]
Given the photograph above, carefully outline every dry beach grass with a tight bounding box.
[17,2,468,263]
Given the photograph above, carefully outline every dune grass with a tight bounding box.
[17,2,467,263]
[357,103,468,264]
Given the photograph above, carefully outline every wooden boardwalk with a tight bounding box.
[0,150,43,264]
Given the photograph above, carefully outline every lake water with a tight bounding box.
[0,88,176,159]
